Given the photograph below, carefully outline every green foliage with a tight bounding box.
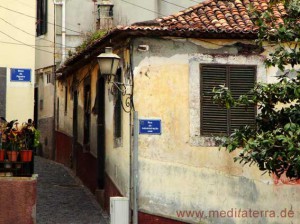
[255,0,300,70]
[213,0,300,179]
[33,129,40,148]
[74,29,107,54]
[0,119,40,151]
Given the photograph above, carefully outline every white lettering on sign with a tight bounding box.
[139,119,161,135]
[17,75,25,79]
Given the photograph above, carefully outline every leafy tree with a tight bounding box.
[213,0,300,179]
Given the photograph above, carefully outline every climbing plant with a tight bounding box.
[213,0,300,179]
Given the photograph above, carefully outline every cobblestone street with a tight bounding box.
[35,156,108,224]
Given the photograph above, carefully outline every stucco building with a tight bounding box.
[0,1,36,123]
[34,0,204,160]
[55,0,299,223]
[35,0,103,159]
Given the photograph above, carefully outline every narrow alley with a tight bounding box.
[35,156,108,224]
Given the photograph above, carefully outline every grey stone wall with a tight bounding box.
[38,117,54,159]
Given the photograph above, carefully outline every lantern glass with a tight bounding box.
[97,47,120,77]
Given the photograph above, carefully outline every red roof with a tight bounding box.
[122,0,286,34]
[57,0,287,73]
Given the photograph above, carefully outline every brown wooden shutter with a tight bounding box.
[229,66,256,133]
[201,65,256,136]
[201,65,228,135]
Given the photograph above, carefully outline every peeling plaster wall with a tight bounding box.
[57,65,99,157]
[56,37,299,223]
[57,57,131,196]
[126,37,300,223]
[104,48,132,198]
[56,75,73,138]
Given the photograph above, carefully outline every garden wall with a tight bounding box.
[0,175,37,224]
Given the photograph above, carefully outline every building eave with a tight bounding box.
[56,28,258,77]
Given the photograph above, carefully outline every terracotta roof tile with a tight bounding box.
[57,0,292,73]
[154,0,288,34]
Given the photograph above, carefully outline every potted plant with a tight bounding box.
[0,118,9,161]
[19,120,39,162]
[6,121,21,162]
[0,128,5,161]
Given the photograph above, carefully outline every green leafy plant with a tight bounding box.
[0,119,40,151]
[1,119,21,151]
[213,0,300,179]
[75,29,107,54]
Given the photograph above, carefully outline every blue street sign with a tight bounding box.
[10,68,31,82]
[139,119,161,135]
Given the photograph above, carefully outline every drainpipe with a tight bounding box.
[53,0,66,63]
[52,1,57,161]
[129,41,138,224]
[132,111,139,224]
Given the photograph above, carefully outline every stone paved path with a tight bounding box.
[35,156,109,224]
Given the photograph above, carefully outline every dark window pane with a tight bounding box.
[36,0,48,36]
[114,69,122,139]
[84,77,91,145]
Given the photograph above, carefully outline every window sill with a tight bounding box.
[36,34,46,39]
[189,135,225,147]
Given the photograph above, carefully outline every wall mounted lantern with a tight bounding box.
[97,47,132,113]
[97,47,120,83]
[98,47,137,224]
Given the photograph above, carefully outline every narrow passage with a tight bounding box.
[35,156,108,224]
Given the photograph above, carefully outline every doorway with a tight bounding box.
[72,90,78,170]
[97,75,106,189]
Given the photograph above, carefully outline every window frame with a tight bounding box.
[200,64,257,136]
[36,0,48,36]
[46,73,52,84]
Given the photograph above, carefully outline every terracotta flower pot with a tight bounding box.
[20,150,33,162]
[7,151,19,162]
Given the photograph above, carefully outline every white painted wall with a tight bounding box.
[113,0,204,25]
[0,1,36,122]
[54,0,95,63]
[36,0,95,69]
[35,0,55,70]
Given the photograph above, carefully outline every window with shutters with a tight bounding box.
[200,65,256,136]
[36,0,48,36]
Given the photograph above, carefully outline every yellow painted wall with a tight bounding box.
[56,36,300,223]
[57,56,131,194]
[107,37,299,223]
[56,72,75,138]
[0,1,36,122]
